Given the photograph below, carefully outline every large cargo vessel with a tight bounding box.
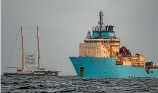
[69,11,158,78]
[3,26,60,76]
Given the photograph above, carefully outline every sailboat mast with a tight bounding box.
[20,27,24,70]
[37,26,40,70]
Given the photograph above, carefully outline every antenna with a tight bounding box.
[98,11,104,37]
[37,26,40,70]
[20,27,24,70]
[99,11,104,31]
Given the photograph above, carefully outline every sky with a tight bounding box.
[1,0,158,75]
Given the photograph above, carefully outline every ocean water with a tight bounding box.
[1,75,158,93]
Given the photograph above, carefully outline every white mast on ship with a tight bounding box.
[20,27,25,71]
[36,26,40,70]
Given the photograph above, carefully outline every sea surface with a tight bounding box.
[1,75,158,93]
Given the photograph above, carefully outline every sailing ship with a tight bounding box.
[4,26,60,76]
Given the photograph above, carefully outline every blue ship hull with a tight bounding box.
[69,57,158,78]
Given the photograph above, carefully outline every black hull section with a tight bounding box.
[3,71,59,76]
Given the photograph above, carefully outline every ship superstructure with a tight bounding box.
[69,11,158,78]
